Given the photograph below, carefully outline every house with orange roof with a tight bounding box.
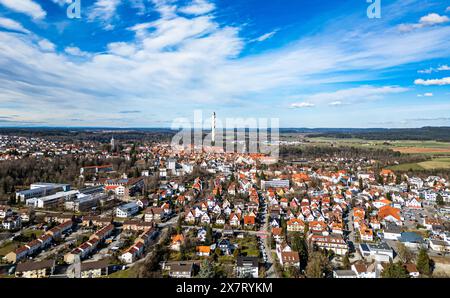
[373,198,392,209]
[378,206,402,226]
[330,221,343,234]
[353,207,365,221]
[272,227,283,243]
[170,234,185,251]
[244,215,256,227]
[380,169,394,177]
[280,198,289,209]
[309,221,328,233]
[287,218,306,233]
[196,246,211,257]
[359,224,374,242]
[229,213,241,227]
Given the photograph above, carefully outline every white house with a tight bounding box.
[116,202,139,218]
[405,198,422,209]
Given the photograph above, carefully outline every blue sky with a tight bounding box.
[0,0,449,128]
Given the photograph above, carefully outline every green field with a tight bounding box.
[419,158,450,169]
[389,158,450,171]
[236,236,259,257]
[107,266,138,278]
[0,241,19,257]
[303,137,450,157]
[21,229,44,238]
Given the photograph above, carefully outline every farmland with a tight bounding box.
[304,137,450,155]
[292,136,450,171]
[388,158,450,171]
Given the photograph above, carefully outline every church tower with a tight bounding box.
[110,136,115,150]
[211,112,216,146]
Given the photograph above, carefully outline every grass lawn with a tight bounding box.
[21,229,44,238]
[389,158,450,171]
[0,241,20,257]
[107,266,138,278]
[389,163,425,171]
[236,237,259,257]
[419,158,450,169]
[218,255,235,264]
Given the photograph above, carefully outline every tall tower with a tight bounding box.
[110,136,115,150]
[211,112,216,146]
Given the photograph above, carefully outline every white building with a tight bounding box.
[116,202,139,218]
[26,190,79,208]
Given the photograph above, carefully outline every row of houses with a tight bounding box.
[64,224,114,264]
[4,220,73,263]
[119,228,157,264]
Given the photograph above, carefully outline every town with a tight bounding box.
[0,128,449,279]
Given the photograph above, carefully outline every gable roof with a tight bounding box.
[16,259,55,273]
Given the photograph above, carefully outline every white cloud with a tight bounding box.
[64,47,90,57]
[415,77,450,86]
[38,39,56,52]
[420,13,449,25]
[437,65,450,71]
[399,13,450,32]
[107,42,136,56]
[294,86,408,106]
[128,0,146,15]
[418,68,433,74]
[1,1,450,125]
[0,17,30,33]
[417,92,433,97]
[179,0,215,15]
[88,0,121,29]
[290,102,315,108]
[51,0,70,6]
[418,64,450,73]
[253,30,278,42]
[0,0,46,20]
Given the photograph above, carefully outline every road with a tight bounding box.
[128,215,180,271]
[260,201,277,278]
[180,225,268,236]
[35,228,86,262]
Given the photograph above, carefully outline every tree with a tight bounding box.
[342,253,351,270]
[386,192,392,200]
[305,251,331,278]
[376,175,384,185]
[359,177,364,191]
[395,174,401,185]
[416,248,432,276]
[205,225,213,245]
[292,234,308,270]
[304,222,309,235]
[214,248,222,259]
[436,194,445,206]
[381,262,409,278]
[198,259,215,278]
[396,242,414,264]
[176,217,183,235]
